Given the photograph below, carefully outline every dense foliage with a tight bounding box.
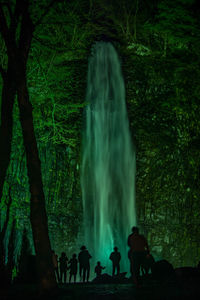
[0,0,200,271]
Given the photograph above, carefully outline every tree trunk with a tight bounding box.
[0,0,57,292]
[0,188,12,287]
[0,65,16,202]
[17,73,57,292]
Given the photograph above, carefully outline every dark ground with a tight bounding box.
[1,277,200,300]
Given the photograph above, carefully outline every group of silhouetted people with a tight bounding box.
[52,226,152,286]
[52,245,93,283]
[94,246,122,278]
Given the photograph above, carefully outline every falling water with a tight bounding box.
[81,42,136,275]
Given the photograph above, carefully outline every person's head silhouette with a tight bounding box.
[132,226,139,234]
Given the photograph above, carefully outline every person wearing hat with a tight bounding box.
[78,245,92,282]
[109,247,121,276]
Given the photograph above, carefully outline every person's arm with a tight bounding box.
[128,235,131,247]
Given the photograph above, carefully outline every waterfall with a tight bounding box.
[81,42,136,275]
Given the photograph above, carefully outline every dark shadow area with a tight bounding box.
[2,261,200,300]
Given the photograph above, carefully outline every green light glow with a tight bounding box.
[81,42,136,276]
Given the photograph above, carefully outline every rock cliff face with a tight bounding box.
[122,50,200,268]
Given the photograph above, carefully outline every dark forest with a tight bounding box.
[0,0,200,298]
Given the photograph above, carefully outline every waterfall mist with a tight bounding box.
[81,42,136,275]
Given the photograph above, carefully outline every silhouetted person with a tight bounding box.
[78,245,92,282]
[59,252,68,283]
[109,247,121,276]
[128,226,150,286]
[52,250,59,282]
[94,261,105,278]
[68,254,78,283]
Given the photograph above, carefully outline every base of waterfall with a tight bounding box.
[4,270,200,300]
[92,272,128,284]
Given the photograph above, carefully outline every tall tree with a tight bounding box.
[0,2,18,204]
[0,0,57,292]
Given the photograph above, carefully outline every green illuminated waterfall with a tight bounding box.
[81,42,136,274]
